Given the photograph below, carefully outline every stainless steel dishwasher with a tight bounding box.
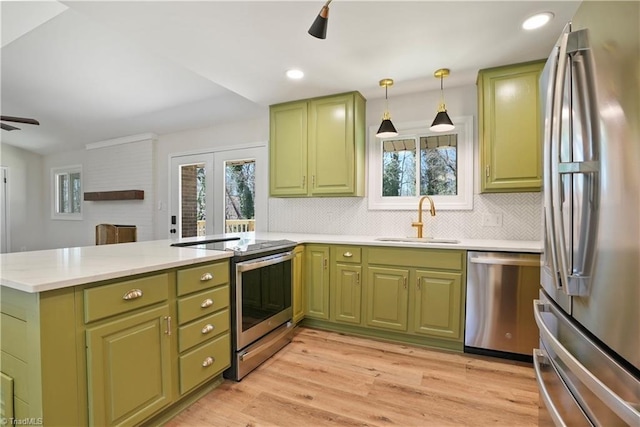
[464,251,541,361]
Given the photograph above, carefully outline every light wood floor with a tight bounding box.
[166,327,539,427]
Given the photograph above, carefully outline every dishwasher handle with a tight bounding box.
[469,256,542,267]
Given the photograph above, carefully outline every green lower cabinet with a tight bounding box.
[413,270,463,339]
[365,266,409,332]
[86,305,172,426]
[331,263,362,325]
[305,245,330,320]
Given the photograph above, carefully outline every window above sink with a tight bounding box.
[368,115,473,211]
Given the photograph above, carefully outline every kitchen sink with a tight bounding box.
[375,237,460,244]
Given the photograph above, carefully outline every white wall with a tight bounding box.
[153,116,268,239]
[42,139,155,249]
[0,143,45,252]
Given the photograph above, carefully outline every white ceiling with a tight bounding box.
[1,0,581,155]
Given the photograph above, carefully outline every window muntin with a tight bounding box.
[369,116,473,210]
[52,166,83,220]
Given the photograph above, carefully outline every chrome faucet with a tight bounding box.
[412,196,436,238]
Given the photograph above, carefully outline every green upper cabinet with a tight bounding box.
[478,60,545,193]
[269,92,366,197]
[269,101,308,196]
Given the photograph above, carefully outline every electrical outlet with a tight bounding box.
[482,213,503,227]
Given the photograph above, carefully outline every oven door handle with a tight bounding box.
[236,251,294,273]
[240,322,293,362]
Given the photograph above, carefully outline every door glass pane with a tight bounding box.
[180,163,206,238]
[225,160,255,233]
[382,138,416,196]
[420,134,458,195]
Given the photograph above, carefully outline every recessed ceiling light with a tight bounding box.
[522,12,554,30]
[286,69,304,79]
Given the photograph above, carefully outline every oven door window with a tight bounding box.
[241,260,292,332]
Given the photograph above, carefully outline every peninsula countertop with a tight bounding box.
[0,232,542,293]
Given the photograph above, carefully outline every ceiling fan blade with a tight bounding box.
[0,115,40,125]
[1,122,20,131]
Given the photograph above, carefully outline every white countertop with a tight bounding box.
[0,232,541,293]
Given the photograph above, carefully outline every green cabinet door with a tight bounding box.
[86,305,172,426]
[331,263,362,325]
[308,92,365,196]
[478,60,544,192]
[365,266,409,332]
[292,245,305,323]
[269,101,308,196]
[305,245,330,320]
[269,91,365,197]
[413,270,463,339]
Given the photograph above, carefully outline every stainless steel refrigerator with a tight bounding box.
[535,1,640,425]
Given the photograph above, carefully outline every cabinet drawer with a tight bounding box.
[177,286,230,325]
[179,333,230,395]
[1,314,27,361]
[0,353,28,402]
[178,309,230,353]
[368,247,464,271]
[333,246,362,263]
[177,261,229,296]
[84,274,169,323]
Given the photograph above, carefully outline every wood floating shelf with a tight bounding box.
[84,190,144,201]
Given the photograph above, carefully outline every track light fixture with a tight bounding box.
[376,79,398,138]
[308,0,333,39]
[430,68,455,132]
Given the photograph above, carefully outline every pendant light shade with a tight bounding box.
[308,0,332,39]
[376,78,398,138]
[430,111,455,132]
[430,68,455,132]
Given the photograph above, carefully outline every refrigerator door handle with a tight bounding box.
[534,300,640,425]
[542,40,562,291]
[550,32,573,295]
[561,28,601,297]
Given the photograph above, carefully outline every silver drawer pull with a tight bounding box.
[201,324,215,334]
[202,356,214,367]
[122,289,143,300]
[201,298,214,308]
[343,251,353,258]
[200,272,213,281]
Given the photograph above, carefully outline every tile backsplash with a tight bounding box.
[268,192,542,241]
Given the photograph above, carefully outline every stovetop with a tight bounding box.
[172,237,297,257]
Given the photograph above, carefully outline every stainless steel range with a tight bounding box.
[173,237,297,380]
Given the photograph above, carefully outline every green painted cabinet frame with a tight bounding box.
[269,91,366,197]
[291,245,305,324]
[478,60,545,192]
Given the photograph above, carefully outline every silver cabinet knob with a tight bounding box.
[201,298,213,308]
[201,324,215,334]
[202,356,214,367]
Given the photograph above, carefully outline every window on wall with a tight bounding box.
[52,166,83,220]
[369,116,473,210]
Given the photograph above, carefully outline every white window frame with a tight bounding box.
[368,115,474,210]
[51,165,83,220]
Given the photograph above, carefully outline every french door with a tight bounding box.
[170,146,266,238]
[170,154,214,238]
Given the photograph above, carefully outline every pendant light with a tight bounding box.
[376,79,398,138]
[430,68,455,132]
[308,0,333,39]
